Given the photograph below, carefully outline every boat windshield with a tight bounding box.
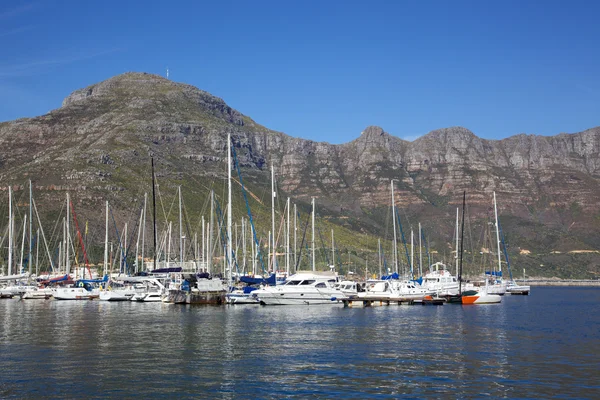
[284,280,302,285]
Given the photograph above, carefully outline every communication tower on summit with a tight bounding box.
[166,67,169,79]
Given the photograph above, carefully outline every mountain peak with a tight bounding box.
[360,125,386,137]
[62,72,170,107]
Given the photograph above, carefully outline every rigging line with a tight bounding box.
[316,224,330,266]
[69,199,92,278]
[395,208,411,273]
[294,210,312,271]
[230,139,267,274]
[108,205,128,274]
[32,198,55,271]
[214,198,240,274]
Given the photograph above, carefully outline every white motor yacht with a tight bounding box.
[130,278,166,302]
[421,262,460,296]
[506,280,530,295]
[53,286,99,300]
[251,271,346,305]
[389,280,435,301]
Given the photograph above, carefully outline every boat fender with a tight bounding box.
[331,297,337,301]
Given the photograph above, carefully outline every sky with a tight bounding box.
[0,0,599,143]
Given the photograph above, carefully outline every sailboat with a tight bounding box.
[462,192,501,305]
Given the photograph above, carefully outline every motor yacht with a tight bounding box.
[251,271,346,305]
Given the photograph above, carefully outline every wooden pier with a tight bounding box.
[342,296,445,307]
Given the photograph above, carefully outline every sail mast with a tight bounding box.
[286,197,290,275]
[152,157,157,272]
[391,180,398,273]
[455,207,459,277]
[179,186,183,266]
[29,180,33,275]
[66,193,70,276]
[419,222,422,277]
[494,191,502,274]
[8,187,13,276]
[227,133,233,287]
[104,201,109,276]
[141,192,147,272]
[271,164,276,274]
[311,197,315,271]
[459,191,466,294]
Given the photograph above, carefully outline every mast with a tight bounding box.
[410,228,414,278]
[242,218,247,274]
[66,193,70,275]
[35,228,39,276]
[178,186,183,266]
[419,222,422,277]
[378,238,381,277]
[151,157,157,272]
[104,201,109,276]
[29,180,33,275]
[201,216,205,272]
[135,207,143,273]
[209,190,214,274]
[123,222,128,274]
[391,180,398,273]
[8,187,12,276]
[455,207,459,276]
[459,191,466,294]
[311,197,315,271]
[493,191,502,274]
[286,198,290,275]
[227,133,233,287]
[271,164,276,274]
[141,192,147,272]
[293,203,297,273]
[19,216,27,273]
[167,222,172,269]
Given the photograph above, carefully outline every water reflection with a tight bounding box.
[0,288,599,398]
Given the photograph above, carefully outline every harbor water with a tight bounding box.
[1,287,599,398]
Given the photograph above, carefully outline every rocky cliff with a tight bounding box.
[1,72,599,278]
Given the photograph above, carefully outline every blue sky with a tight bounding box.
[0,0,598,143]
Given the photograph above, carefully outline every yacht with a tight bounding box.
[53,286,99,300]
[358,280,394,300]
[389,280,435,301]
[421,262,460,296]
[130,278,166,302]
[251,271,346,305]
[506,280,530,295]
[462,285,502,304]
[226,286,260,304]
[20,286,53,300]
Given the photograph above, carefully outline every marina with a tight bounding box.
[0,286,597,398]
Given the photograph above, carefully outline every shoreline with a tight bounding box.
[516,280,600,287]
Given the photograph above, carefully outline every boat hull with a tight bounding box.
[462,293,501,304]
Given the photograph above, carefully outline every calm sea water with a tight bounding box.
[1,287,599,399]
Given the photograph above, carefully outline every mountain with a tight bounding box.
[1,72,599,278]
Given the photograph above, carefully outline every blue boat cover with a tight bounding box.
[151,267,183,273]
[381,272,399,280]
[239,273,276,286]
[485,271,503,277]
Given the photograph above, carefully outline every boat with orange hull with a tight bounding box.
[461,287,501,304]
